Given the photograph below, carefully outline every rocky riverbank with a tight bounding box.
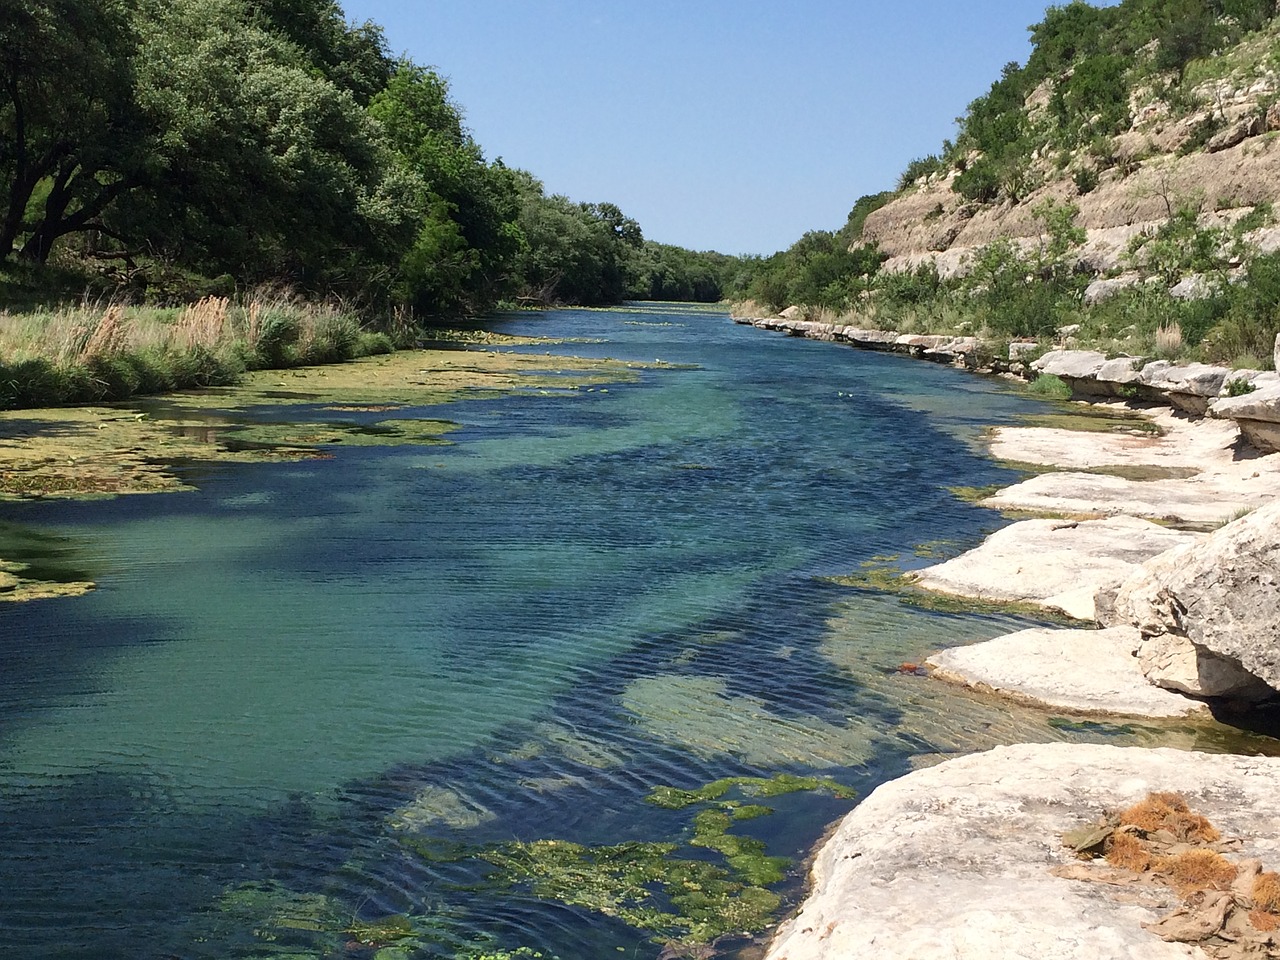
[738,311,1280,958]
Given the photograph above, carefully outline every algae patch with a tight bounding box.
[209,880,426,959]
[444,773,855,951]
[619,674,880,768]
[645,774,853,810]
[0,344,651,503]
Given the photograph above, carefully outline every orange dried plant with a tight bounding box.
[1120,792,1186,833]
[1105,831,1154,872]
[1163,850,1238,897]
[1254,871,1280,913]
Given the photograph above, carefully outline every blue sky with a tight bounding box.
[340,2,1075,255]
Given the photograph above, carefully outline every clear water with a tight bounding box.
[0,305,1261,959]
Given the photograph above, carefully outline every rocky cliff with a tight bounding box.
[858,21,1280,283]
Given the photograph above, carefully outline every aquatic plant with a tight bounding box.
[645,773,852,810]
[479,838,781,945]
[403,773,855,952]
[211,880,425,958]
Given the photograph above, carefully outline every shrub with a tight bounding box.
[1028,374,1072,399]
[954,160,1000,203]
[898,155,944,190]
[1074,167,1100,195]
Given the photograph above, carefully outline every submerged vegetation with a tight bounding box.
[397,773,855,954]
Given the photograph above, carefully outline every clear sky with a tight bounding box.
[339,2,1075,256]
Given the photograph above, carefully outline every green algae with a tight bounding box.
[399,774,855,951]
[946,483,1004,504]
[826,558,1071,621]
[1018,409,1164,436]
[913,538,960,559]
[211,880,426,958]
[478,837,781,947]
[644,774,853,810]
[219,417,456,450]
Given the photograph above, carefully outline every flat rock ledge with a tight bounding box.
[764,743,1280,960]
[926,626,1209,718]
[912,516,1198,621]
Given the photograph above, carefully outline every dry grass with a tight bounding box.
[1162,850,1238,897]
[1155,321,1184,359]
[175,296,230,350]
[1254,871,1280,912]
[1120,792,1189,832]
[1105,831,1154,872]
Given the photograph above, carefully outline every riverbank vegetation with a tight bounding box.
[0,0,746,408]
[727,0,1280,370]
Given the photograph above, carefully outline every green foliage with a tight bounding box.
[1073,167,1100,194]
[734,231,885,312]
[1,0,733,318]
[840,191,895,244]
[898,155,945,190]
[1028,374,1073,398]
[1126,205,1227,281]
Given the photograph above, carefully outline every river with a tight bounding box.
[0,304,1253,959]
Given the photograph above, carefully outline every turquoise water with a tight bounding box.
[0,305,1252,959]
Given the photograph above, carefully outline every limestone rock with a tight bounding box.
[985,469,1280,527]
[1099,500,1280,699]
[1009,340,1039,360]
[1084,276,1141,305]
[1095,356,1145,387]
[764,744,1280,960]
[1032,349,1109,381]
[778,305,805,321]
[926,626,1208,718]
[1210,382,1280,453]
[1168,274,1216,300]
[913,516,1197,620]
[1139,361,1231,414]
[1139,361,1230,397]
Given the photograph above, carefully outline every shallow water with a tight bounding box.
[0,305,1269,959]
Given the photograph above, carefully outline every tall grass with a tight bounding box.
[0,295,399,410]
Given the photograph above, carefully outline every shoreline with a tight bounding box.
[737,310,1280,958]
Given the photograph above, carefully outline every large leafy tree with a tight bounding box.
[369,63,523,315]
[0,0,143,261]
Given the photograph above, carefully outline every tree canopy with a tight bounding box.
[1,0,737,314]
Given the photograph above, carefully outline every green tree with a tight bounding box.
[0,0,142,261]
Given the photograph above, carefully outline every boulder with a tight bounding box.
[1083,276,1140,305]
[1032,349,1108,380]
[1098,500,1280,700]
[913,516,1198,621]
[1009,340,1039,360]
[838,328,899,349]
[1209,381,1280,453]
[1094,355,1145,390]
[764,744,1280,960]
[1139,360,1230,414]
[926,625,1208,718]
[1168,273,1216,300]
[778,305,805,321]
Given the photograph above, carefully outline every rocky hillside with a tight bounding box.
[859,3,1280,285]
